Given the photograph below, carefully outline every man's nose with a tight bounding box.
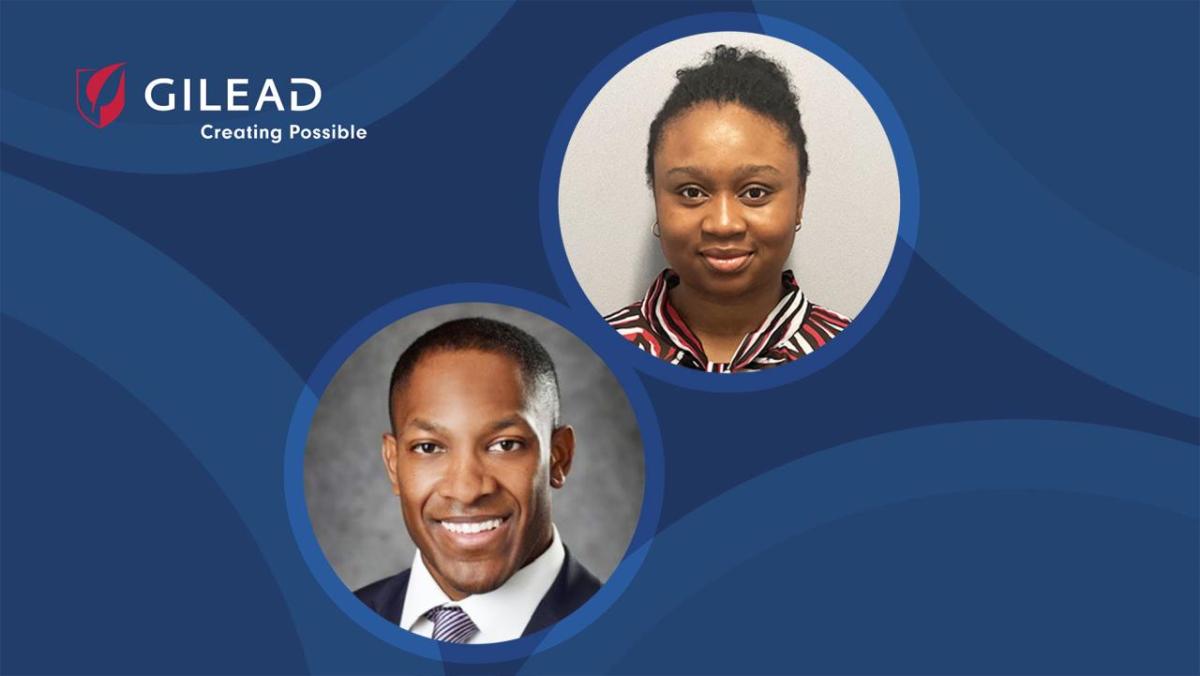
[700,193,747,238]
[439,449,497,505]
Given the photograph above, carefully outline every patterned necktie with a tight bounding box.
[426,605,478,644]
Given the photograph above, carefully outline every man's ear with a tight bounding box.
[381,433,402,496]
[548,426,575,489]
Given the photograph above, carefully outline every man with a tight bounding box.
[355,317,601,643]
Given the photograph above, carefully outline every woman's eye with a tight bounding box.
[412,442,443,455]
[678,186,706,200]
[488,439,523,453]
[741,186,771,201]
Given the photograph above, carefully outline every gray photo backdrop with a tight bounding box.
[304,303,645,591]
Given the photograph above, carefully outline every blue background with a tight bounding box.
[2,2,1196,674]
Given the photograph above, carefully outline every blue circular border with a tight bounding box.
[539,12,920,393]
[282,284,664,663]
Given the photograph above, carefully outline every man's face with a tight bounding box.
[382,349,573,601]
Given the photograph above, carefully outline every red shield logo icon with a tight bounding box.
[76,62,126,128]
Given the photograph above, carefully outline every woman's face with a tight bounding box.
[652,102,804,300]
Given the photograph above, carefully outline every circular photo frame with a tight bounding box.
[541,14,919,391]
[284,285,663,662]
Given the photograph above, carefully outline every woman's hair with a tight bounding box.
[646,45,809,187]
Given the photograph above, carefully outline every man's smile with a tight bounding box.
[432,515,512,550]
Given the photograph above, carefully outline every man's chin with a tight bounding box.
[449,577,505,596]
[432,559,510,597]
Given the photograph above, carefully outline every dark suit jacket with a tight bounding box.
[354,548,601,637]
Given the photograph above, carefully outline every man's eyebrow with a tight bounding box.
[485,416,528,434]
[407,418,449,435]
[405,416,530,436]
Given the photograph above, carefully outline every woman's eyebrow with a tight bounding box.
[665,165,708,180]
[666,164,781,180]
[735,164,781,178]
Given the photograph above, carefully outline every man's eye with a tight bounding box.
[678,186,706,200]
[488,439,523,453]
[411,442,443,455]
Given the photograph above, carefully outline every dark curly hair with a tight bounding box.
[646,45,809,187]
[388,318,560,429]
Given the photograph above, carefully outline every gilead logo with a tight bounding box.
[144,77,321,112]
[76,62,127,128]
[75,64,366,143]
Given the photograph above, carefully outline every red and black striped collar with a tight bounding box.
[637,268,807,372]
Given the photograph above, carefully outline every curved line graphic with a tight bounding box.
[517,418,1196,673]
[878,5,1197,414]
[2,314,306,663]
[0,173,327,667]
[897,3,1195,277]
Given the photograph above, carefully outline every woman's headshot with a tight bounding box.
[560,33,900,374]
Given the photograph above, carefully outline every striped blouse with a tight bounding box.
[605,269,851,373]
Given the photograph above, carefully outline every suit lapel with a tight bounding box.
[378,569,411,625]
[521,548,601,637]
[363,549,599,637]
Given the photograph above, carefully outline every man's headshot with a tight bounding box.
[303,305,643,644]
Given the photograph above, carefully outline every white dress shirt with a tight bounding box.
[399,524,565,644]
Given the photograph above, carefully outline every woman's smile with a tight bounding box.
[698,247,755,274]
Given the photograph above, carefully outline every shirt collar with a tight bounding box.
[399,525,566,642]
[639,269,805,371]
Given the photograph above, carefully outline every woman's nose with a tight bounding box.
[700,193,747,238]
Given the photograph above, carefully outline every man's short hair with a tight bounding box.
[388,317,561,428]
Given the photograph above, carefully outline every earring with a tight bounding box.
[794,220,803,232]
[652,221,661,238]
[550,475,564,488]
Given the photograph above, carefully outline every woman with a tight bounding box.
[606,45,851,373]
